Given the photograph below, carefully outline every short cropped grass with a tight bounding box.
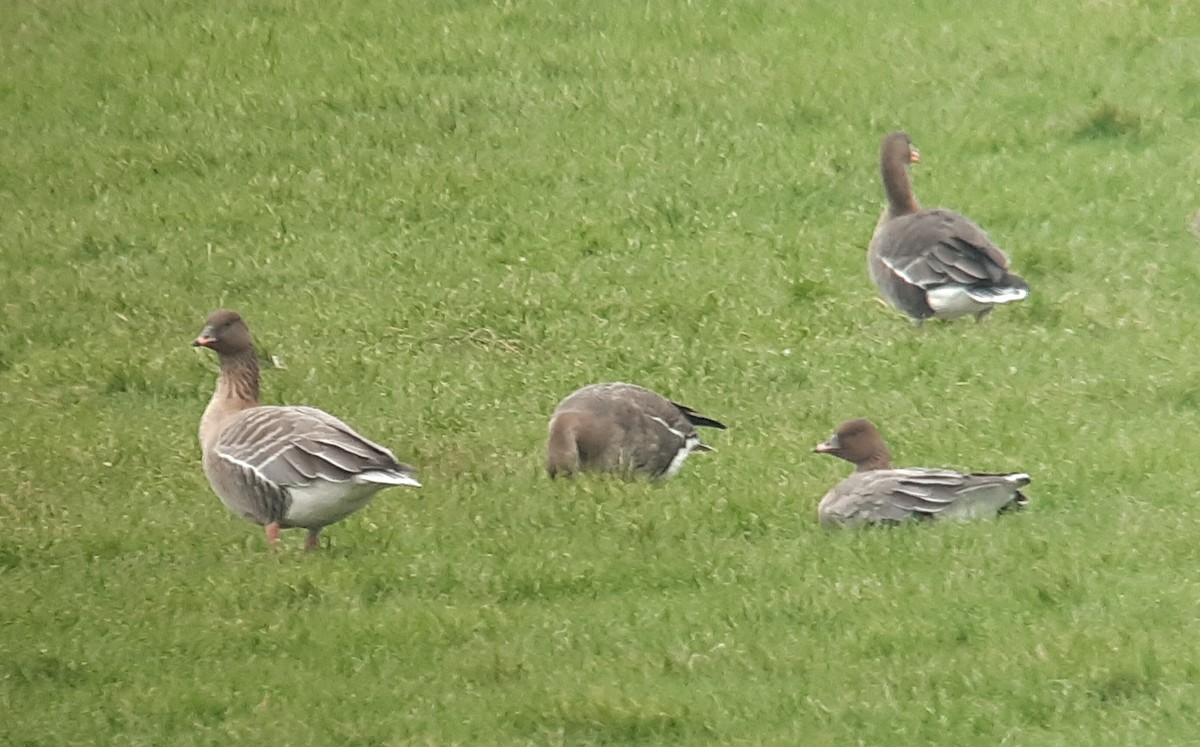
[4,0,1200,743]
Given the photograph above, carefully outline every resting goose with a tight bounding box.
[813,418,1029,526]
[193,309,420,549]
[868,131,1030,323]
[547,382,726,480]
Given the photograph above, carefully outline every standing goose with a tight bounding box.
[547,382,726,480]
[813,418,1029,527]
[868,131,1029,323]
[193,309,420,549]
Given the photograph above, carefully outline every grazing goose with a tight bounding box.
[813,418,1029,527]
[547,382,726,480]
[193,309,420,549]
[868,131,1029,323]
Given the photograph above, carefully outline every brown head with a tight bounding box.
[814,418,893,472]
[546,410,584,479]
[881,131,920,168]
[193,309,255,357]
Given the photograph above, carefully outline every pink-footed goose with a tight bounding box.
[547,383,726,480]
[868,131,1029,323]
[813,418,1029,527]
[193,310,419,550]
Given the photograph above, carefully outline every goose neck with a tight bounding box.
[881,158,920,219]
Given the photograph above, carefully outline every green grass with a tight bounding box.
[4,0,1200,742]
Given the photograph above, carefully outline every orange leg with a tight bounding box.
[265,522,282,550]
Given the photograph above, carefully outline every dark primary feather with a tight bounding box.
[672,401,727,430]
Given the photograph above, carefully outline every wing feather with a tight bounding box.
[820,468,1028,526]
[883,210,1013,291]
[216,406,412,488]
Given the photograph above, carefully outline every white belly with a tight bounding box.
[925,287,991,320]
[282,480,383,529]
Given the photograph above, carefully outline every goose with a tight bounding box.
[192,309,419,549]
[868,131,1029,323]
[547,382,725,480]
[813,418,1029,526]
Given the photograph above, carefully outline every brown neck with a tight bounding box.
[199,347,260,450]
[881,158,920,219]
[855,445,893,472]
[216,347,260,406]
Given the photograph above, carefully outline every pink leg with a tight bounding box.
[304,529,322,551]
[265,522,281,550]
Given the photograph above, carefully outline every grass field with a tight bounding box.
[5,0,1200,743]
